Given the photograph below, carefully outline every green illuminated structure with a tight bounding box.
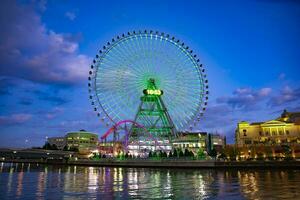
[88,30,209,152]
[130,79,177,141]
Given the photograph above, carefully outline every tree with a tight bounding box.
[218,152,227,160]
[159,150,163,158]
[184,149,190,157]
[197,148,206,160]
[173,149,178,158]
[63,145,69,151]
[42,142,52,150]
[225,146,238,161]
[178,149,184,157]
[152,151,157,158]
[51,144,58,150]
[209,148,217,160]
[148,151,153,158]
[265,146,273,160]
[282,145,292,160]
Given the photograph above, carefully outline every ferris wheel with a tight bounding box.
[88,30,208,133]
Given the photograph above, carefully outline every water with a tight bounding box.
[0,162,299,199]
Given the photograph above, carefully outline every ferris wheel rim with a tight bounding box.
[88,30,209,130]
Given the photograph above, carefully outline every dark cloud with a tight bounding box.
[217,87,272,109]
[19,98,33,106]
[0,1,90,85]
[0,77,16,96]
[268,86,300,107]
[33,89,69,105]
[0,89,11,96]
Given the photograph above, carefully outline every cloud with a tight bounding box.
[279,73,286,80]
[45,107,64,119]
[201,105,233,128]
[217,87,272,109]
[0,76,16,96]
[65,11,76,20]
[0,1,91,85]
[0,113,32,125]
[268,86,300,107]
[19,98,33,106]
[33,89,69,105]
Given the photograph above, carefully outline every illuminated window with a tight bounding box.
[265,131,269,136]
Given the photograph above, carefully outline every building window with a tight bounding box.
[286,130,289,135]
[272,131,276,136]
[279,130,283,135]
[259,131,263,136]
[265,131,269,136]
[243,129,247,136]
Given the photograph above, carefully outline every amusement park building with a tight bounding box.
[172,132,207,152]
[207,133,227,152]
[235,110,300,158]
[47,130,98,154]
[66,130,98,153]
[172,132,226,153]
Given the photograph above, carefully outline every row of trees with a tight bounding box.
[219,145,295,161]
[91,148,218,160]
[92,145,297,161]
[148,148,210,160]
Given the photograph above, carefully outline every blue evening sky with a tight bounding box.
[0,0,299,147]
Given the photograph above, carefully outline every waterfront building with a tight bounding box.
[47,137,66,150]
[65,130,98,154]
[235,110,300,159]
[236,110,300,146]
[98,141,121,156]
[207,133,226,153]
[172,132,226,153]
[172,132,207,153]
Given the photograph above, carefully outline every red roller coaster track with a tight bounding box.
[100,120,168,151]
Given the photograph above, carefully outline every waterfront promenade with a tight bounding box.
[2,148,300,168]
[2,158,300,168]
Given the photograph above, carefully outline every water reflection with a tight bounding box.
[0,162,300,199]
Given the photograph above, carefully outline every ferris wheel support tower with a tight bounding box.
[130,78,177,142]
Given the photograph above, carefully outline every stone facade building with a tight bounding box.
[235,110,300,159]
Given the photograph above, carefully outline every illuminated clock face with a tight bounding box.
[143,89,163,96]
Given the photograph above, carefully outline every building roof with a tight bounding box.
[240,110,300,126]
[66,131,98,138]
[250,122,264,125]
[278,109,300,123]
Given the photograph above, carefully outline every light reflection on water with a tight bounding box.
[0,162,299,199]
